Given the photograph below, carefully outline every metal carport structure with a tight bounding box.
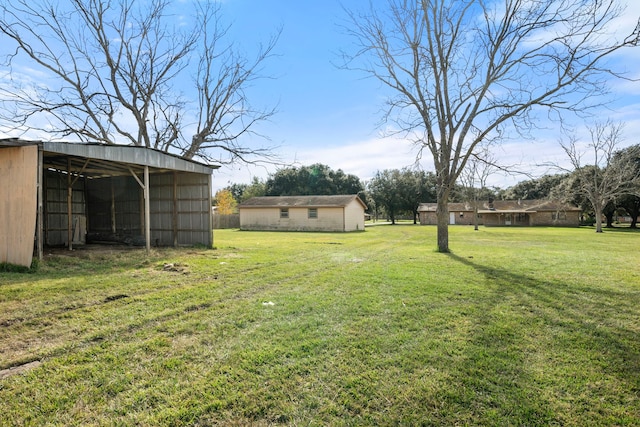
[0,139,218,267]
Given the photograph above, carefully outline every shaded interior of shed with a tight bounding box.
[1,140,216,267]
[42,150,212,249]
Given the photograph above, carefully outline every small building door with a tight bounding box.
[450,212,456,225]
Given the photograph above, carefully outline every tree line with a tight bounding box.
[215,145,640,230]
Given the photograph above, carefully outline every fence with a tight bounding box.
[213,214,240,229]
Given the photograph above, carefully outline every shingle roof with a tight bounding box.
[418,199,580,213]
[478,199,581,213]
[239,195,366,209]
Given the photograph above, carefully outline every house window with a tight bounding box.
[280,208,289,219]
[308,208,318,219]
[552,212,566,220]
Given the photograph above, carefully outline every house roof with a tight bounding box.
[240,195,366,209]
[478,199,581,213]
[0,139,217,177]
[418,199,580,213]
[418,202,474,212]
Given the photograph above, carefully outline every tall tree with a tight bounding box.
[558,122,640,232]
[617,194,640,229]
[459,146,498,230]
[0,0,279,165]
[366,168,435,224]
[398,169,437,224]
[214,189,237,215]
[368,169,404,224]
[226,177,267,204]
[342,0,639,252]
[500,174,569,201]
[612,144,640,228]
[265,164,364,196]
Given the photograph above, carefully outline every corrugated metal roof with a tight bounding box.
[0,139,217,176]
[240,195,366,209]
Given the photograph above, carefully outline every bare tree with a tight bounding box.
[342,0,639,252]
[0,0,280,165]
[459,145,499,231]
[558,121,640,233]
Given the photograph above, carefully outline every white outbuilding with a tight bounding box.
[239,195,367,232]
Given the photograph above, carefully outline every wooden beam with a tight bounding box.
[173,172,178,247]
[67,158,73,251]
[127,165,150,253]
[37,147,43,260]
[144,165,150,254]
[208,173,213,248]
[110,177,116,233]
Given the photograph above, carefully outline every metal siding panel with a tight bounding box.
[43,170,86,245]
[42,141,216,175]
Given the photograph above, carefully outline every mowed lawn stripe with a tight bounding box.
[0,225,639,425]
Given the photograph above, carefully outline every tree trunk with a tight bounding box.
[436,196,449,252]
[594,204,603,233]
[605,212,615,228]
[473,195,479,231]
[603,202,616,228]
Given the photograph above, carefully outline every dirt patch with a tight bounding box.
[161,263,190,274]
[104,294,129,303]
[184,302,212,312]
[0,361,42,380]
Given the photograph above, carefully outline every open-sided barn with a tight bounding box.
[0,139,218,267]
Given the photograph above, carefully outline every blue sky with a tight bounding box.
[212,0,403,189]
[1,0,638,192]
[210,0,640,192]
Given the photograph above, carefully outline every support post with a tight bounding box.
[208,173,213,248]
[110,177,116,234]
[144,165,150,254]
[173,172,178,247]
[36,147,43,260]
[126,165,151,253]
[67,158,73,251]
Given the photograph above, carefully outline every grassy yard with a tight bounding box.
[1,225,639,426]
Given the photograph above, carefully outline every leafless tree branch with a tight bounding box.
[340,0,639,251]
[556,120,640,232]
[0,0,281,166]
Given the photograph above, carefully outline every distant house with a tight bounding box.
[418,199,581,227]
[239,195,367,232]
[418,202,476,226]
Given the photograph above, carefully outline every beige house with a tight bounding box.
[239,195,367,232]
[418,199,581,227]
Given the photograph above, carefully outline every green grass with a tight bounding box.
[1,226,639,426]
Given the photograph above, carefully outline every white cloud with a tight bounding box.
[292,136,427,182]
[211,135,424,191]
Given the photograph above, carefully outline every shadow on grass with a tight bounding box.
[582,225,640,233]
[444,252,640,423]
